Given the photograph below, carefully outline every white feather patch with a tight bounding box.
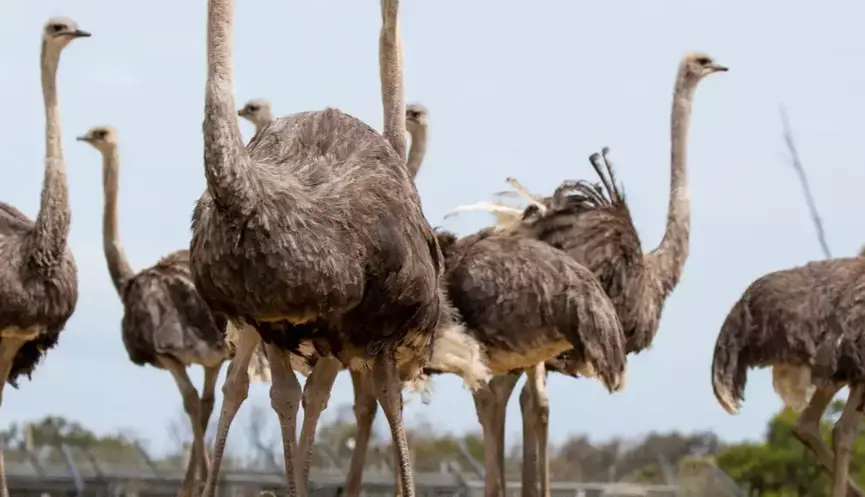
[426,323,491,391]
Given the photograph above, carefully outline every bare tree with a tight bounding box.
[780,105,832,259]
[246,405,279,471]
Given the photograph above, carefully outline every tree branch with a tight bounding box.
[780,105,832,259]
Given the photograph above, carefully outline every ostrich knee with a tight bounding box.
[267,344,303,497]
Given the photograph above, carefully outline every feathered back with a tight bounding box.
[711,257,865,414]
[121,250,226,367]
[517,151,652,353]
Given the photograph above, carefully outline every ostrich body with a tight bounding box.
[712,258,865,497]
[193,1,487,496]
[76,126,235,496]
[0,18,88,497]
[238,99,436,497]
[435,229,626,497]
[450,52,727,497]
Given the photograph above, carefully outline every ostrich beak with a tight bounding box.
[75,135,90,142]
[71,29,91,38]
[709,63,728,73]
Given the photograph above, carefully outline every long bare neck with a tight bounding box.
[406,125,427,179]
[379,0,406,160]
[646,72,696,296]
[254,112,272,135]
[101,148,134,294]
[204,0,256,215]
[30,41,72,269]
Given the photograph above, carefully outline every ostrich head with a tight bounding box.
[42,17,90,49]
[406,103,428,134]
[237,99,273,128]
[680,52,728,84]
[76,126,117,152]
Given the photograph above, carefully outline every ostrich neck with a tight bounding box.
[31,42,72,269]
[254,113,272,135]
[101,149,135,294]
[405,126,427,179]
[647,79,695,296]
[204,0,257,216]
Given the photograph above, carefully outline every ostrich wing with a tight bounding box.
[0,201,33,235]
[711,256,865,414]
[121,260,226,367]
[443,233,626,391]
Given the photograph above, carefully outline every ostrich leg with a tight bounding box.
[492,374,520,495]
[160,357,205,497]
[201,325,260,497]
[0,335,29,497]
[198,364,223,480]
[297,355,342,497]
[525,364,550,497]
[519,382,539,497]
[791,384,863,497]
[831,385,865,497]
[373,354,415,497]
[473,374,519,497]
[266,343,304,497]
[344,370,377,497]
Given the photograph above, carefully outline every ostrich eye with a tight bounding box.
[51,24,66,33]
[93,131,106,139]
[248,105,259,112]
[695,56,711,65]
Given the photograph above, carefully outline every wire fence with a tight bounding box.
[2,442,743,497]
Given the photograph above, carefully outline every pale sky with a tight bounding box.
[3,0,865,457]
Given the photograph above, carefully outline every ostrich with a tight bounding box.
[449,52,728,497]
[0,17,88,497]
[76,125,234,496]
[192,1,487,497]
[296,102,435,497]
[234,98,434,496]
[434,226,626,497]
[237,98,273,135]
[712,262,865,497]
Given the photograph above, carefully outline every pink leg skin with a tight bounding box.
[373,355,415,497]
[297,355,341,497]
[197,364,223,484]
[161,357,205,497]
[344,370,377,497]
[473,374,519,497]
[200,326,260,497]
[526,364,550,497]
[520,381,538,497]
[266,343,304,497]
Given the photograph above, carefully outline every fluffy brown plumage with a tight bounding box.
[193,107,444,370]
[118,251,227,366]
[711,257,865,497]
[712,257,865,414]
[438,228,625,389]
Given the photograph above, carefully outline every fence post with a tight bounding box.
[59,443,85,497]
